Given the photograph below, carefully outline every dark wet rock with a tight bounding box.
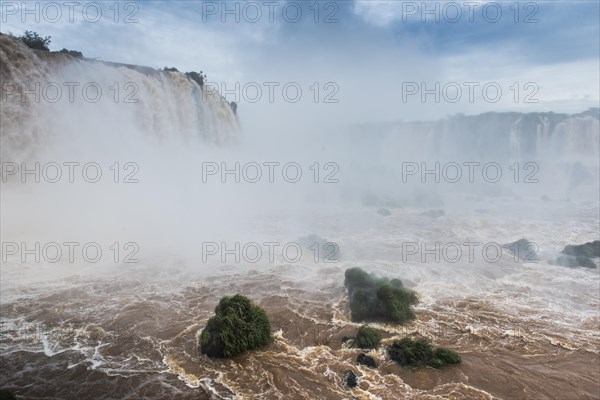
[422,209,445,218]
[345,371,358,388]
[561,241,600,258]
[548,241,600,268]
[502,238,539,262]
[377,207,391,216]
[341,336,353,343]
[297,234,340,261]
[356,353,377,368]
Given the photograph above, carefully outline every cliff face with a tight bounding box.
[0,34,239,161]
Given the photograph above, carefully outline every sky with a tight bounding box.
[1,0,599,132]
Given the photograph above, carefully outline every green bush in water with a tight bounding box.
[199,294,273,358]
[355,325,381,349]
[388,337,461,368]
[344,267,417,323]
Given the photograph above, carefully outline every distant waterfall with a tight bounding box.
[0,34,239,161]
[348,109,599,162]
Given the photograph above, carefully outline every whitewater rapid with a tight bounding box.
[1,200,598,399]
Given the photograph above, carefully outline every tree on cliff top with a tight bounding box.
[19,31,51,51]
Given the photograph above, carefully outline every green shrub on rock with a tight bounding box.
[344,267,417,323]
[58,48,83,58]
[388,337,460,369]
[199,294,273,358]
[355,325,381,349]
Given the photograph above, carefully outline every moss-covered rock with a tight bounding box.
[344,268,417,323]
[355,325,381,349]
[388,337,460,369]
[199,294,273,358]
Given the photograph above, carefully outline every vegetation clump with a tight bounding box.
[388,337,460,369]
[354,325,381,349]
[58,48,83,58]
[18,30,51,51]
[344,267,417,323]
[162,66,179,72]
[186,70,207,88]
[199,294,273,358]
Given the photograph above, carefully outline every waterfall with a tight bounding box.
[0,33,239,162]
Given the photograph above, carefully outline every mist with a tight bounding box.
[1,1,599,399]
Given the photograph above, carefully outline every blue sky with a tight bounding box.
[1,0,599,129]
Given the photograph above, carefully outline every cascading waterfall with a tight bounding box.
[0,33,239,162]
[348,110,599,162]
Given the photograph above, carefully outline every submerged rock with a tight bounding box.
[422,209,445,218]
[199,294,272,358]
[357,353,377,368]
[297,233,340,261]
[377,207,391,216]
